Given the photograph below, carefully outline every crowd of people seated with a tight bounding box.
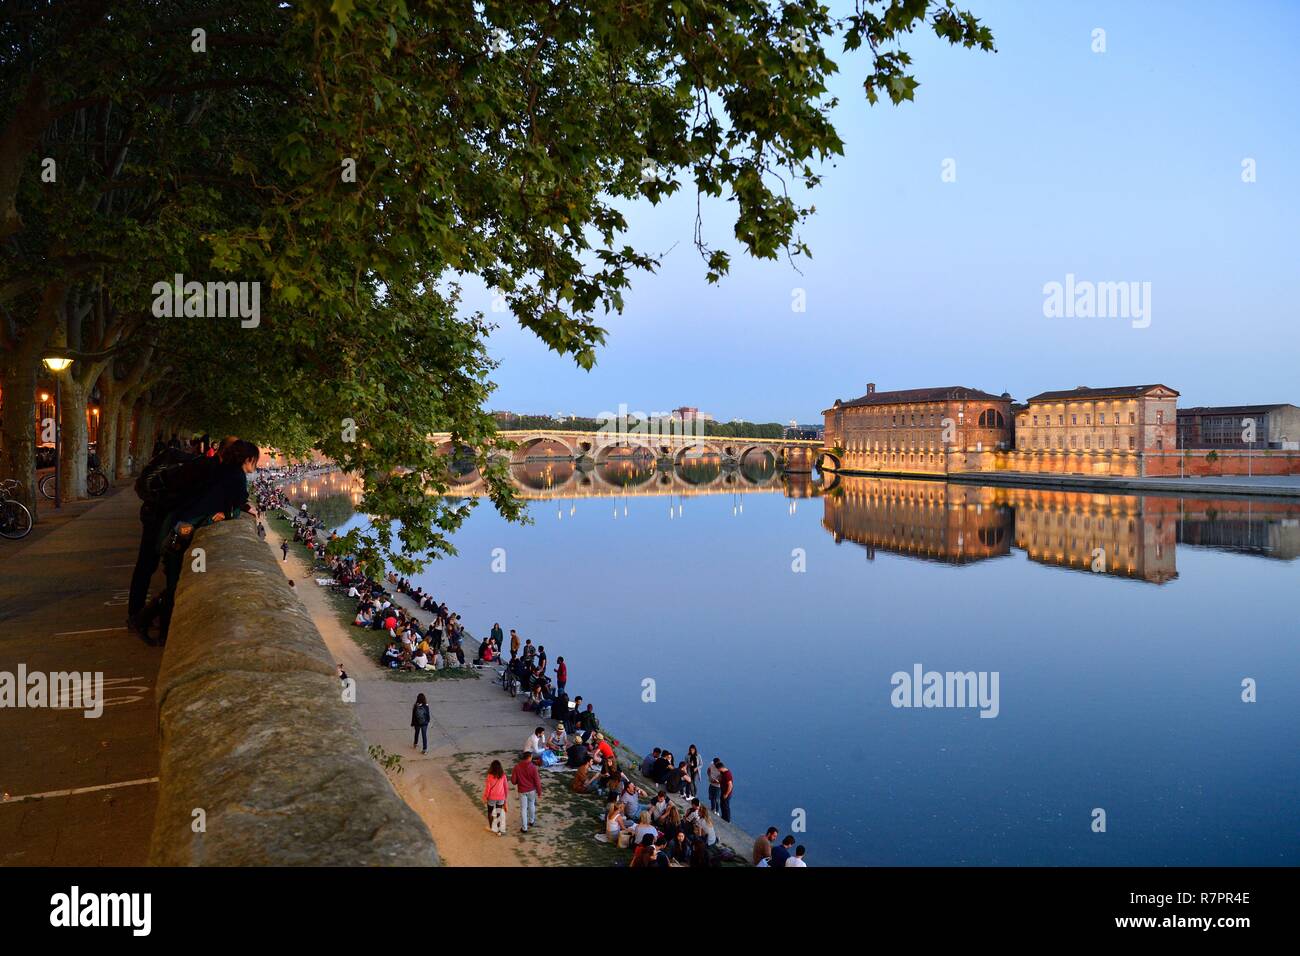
[253,491,472,674]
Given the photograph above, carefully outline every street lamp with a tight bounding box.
[41,353,73,509]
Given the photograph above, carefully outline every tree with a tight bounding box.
[1,0,994,564]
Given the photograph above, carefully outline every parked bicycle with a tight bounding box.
[39,465,108,499]
[0,479,33,540]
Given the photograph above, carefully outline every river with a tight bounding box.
[283,463,1300,866]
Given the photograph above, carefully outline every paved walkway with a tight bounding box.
[0,485,162,865]
[262,518,539,865]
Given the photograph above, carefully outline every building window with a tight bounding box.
[1129,437,1136,450]
[1071,414,1077,425]
[1129,412,1136,424]
[1098,436,1104,449]
[1085,414,1091,425]
[1032,415,1038,426]
[1099,412,1106,424]
[1156,410,1164,424]
[1058,415,1064,425]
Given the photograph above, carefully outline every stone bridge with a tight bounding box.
[431,429,822,471]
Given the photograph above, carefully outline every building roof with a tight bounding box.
[825,386,1010,414]
[1177,403,1296,417]
[1025,384,1179,403]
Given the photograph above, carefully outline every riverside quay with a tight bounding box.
[822,383,1300,479]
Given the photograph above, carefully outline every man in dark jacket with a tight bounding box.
[127,445,216,643]
[565,738,590,769]
[144,440,260,645]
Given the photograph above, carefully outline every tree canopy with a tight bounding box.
[0,0,994,572]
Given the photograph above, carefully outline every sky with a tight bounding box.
[471,0,1300,424]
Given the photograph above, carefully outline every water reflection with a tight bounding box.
[284,470,1300,584]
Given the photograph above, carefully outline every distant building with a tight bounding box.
[1176,404,1300,450]
[1013,384,1178,476]
[822,383,1013,476]
[784,423,824,441]
[671,406,714,423]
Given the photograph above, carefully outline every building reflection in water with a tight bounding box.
[284,468,1300,585]
[822,478,1014,565]
[824,476,1300,583]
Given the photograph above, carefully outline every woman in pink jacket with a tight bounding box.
[483,760,509,835]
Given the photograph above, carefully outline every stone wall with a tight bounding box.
[149,518,439,866]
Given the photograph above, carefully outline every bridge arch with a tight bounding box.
[435,439,481,484]
[815,450,843,474]
[672,442,723,467]
[593,439,658,465]
[509,435,576,466]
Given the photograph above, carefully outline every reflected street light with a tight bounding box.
[41,353,74,509]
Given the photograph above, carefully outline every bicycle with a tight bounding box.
[39,465,108,500]
[500,666,519,697]
[0,480,33,540]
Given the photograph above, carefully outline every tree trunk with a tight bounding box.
[116,395,137,479]
[134,403,157,474]
[98,398,119,482]
[0,349,40,516]
[57,374,89,500]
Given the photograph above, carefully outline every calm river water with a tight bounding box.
[288,463,1300,866]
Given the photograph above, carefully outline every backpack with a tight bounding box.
[135,450,211,514]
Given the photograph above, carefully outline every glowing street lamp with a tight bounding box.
[41,353,73,509]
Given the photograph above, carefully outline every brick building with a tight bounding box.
[822,383,1013,476]
[1009,384,1178,477]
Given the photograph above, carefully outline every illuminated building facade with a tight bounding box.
[822,384,1014,477]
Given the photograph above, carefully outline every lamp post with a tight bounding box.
[41,353,73,510]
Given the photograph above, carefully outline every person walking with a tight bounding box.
[280,540,289,561]
[510,751,543,834]
[411,693,430,754]
[483,760,509,835]
[555,656,567,694]
[715,758,734,822]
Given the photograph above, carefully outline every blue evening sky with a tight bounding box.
[475,0,1299,424]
